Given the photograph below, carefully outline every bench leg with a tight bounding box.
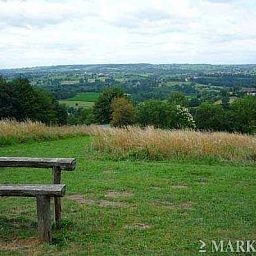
[54,197,61,228]
[36,195,52,242]
[53,166,62,228]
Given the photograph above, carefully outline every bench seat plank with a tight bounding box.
[0,157,76,171]
[0,184,66,197]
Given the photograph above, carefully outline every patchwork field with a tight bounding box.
[0,136,256,255]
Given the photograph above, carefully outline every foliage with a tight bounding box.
[93,87,124,124]
[220,89,230,109]
[174,105,196,129]
[168,92,188,106]
[2,64,256,105]
[135,100,195,129]
[230,96,256,134]
[135,100,171,129]
[0,77,67,125]
[194,103,228,131]
[110,97,135,127]
[194,96,256,134]
[67,107,94,125]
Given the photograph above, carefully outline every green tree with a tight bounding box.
[230,96,256,134]
[93,87,124,124]
[168,92,188,107]
[194,103,228,131]
[67,107,93,125]
[110,97,134,127]
[135,100,171,129]
[56,104,68,125]
[135,100,195,129]
[0,78,67,124]
[172,105,196,129]
[220,89,230,109]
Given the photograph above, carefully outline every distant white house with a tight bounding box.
[241,88,256,96]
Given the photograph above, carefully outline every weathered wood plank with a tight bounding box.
[53,166,62,227]
[36,195,51,242]
[0,157,76,171]
[0,184,66,197]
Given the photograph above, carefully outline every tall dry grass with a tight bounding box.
[1,120,256,163]
[0,119,101,146]
[93,126,256,162]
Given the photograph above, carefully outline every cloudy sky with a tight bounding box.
[0,0,255,68]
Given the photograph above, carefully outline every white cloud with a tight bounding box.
[0,0,255,68]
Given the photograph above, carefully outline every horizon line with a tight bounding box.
[1,62,256,70]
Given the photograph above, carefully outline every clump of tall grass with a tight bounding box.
[0,119,101,146]
[93,126,256,163]
[2,120,256,163]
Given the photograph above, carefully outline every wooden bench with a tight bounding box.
[0,184,65,242]
[0,157,76,242]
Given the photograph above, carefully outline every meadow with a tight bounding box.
[67,92,99,102]
[0,120,99,146]
[59,100,94,109]
[0,121,256,255]
[59,92,99,109]
[94,126,256,163]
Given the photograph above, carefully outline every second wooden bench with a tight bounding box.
[0,157,76,242]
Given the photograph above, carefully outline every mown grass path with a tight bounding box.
[0,136,256,255]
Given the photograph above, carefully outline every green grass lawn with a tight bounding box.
[0,136,256,255]
[59,100,95,109]
[59,92,99,109]
[67,92,99,102]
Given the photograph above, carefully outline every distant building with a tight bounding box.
[133,81,141,87]
[241,88,256,96]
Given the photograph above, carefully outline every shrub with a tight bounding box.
[194,103,228,131]
[93,87,124,124]
[110,97,135,127]
[135,100,195,129]
[230,96,256,134]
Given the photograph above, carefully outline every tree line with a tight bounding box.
[92,88,256,134]
[0,77,67,125]
[0,77,255,134]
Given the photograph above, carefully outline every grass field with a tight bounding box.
[59,92,99,109]
[1,136,256,255]
[94,126,256,163]
[67,92,99,102]
[59,100,95,109]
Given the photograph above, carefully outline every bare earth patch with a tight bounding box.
[98,200,129,208]
[102,168,116,174]
[150,186,163,190]
[105,190,133,198]
[153,200,176,209]
[67,194,130,208]
[67,194,87,204]
[170,184,188,189]
[0,237,40,256]
[153,200,193,210]
[180,202,193,209]
[124,223,151,230]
